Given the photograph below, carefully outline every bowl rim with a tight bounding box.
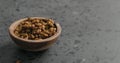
[9,17,62,43]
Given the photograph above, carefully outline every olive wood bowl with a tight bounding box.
[9,17,62,52]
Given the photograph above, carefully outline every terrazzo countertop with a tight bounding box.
[1,0,120,63]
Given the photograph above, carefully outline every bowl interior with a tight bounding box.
[9,17,62,43]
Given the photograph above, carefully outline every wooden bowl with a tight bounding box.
[9,17,62,52]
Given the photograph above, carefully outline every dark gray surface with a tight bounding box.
[0,0,120,63]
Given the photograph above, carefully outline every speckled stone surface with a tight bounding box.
[1,0,120,63]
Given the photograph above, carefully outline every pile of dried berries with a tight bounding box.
[14,18,57,40]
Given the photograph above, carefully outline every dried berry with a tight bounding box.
[14,18,57,40]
